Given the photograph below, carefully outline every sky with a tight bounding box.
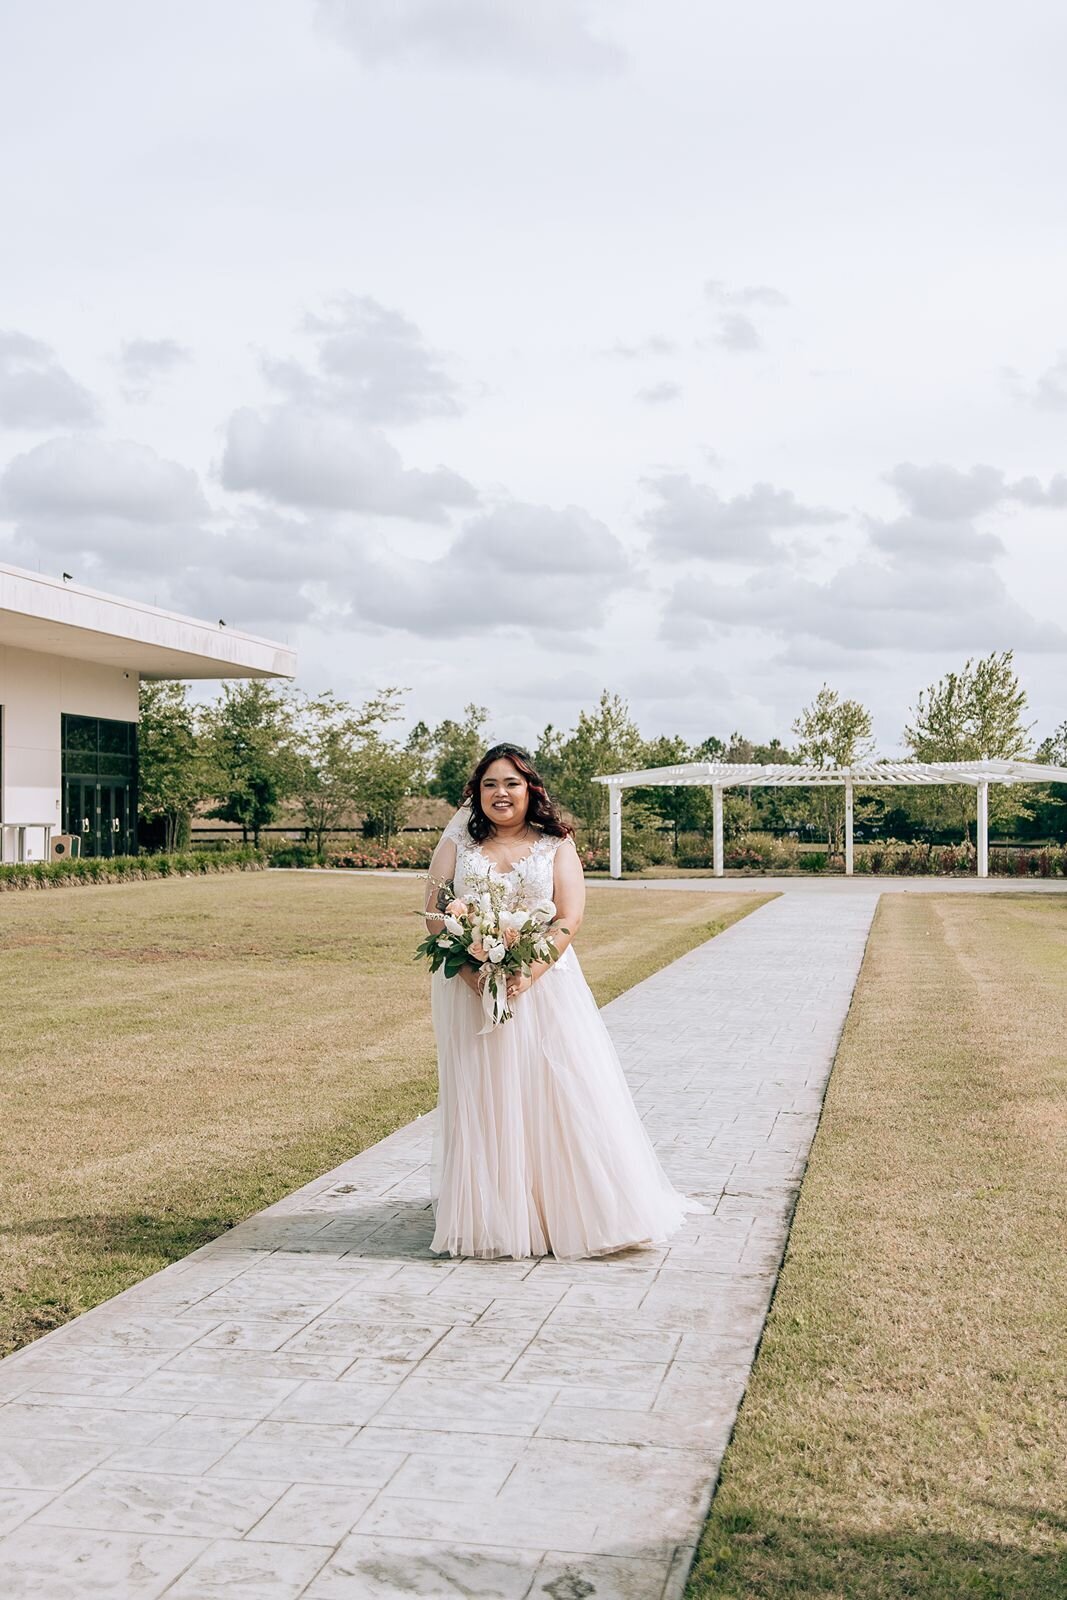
[1,0,1066,758]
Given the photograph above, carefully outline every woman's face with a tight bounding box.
[480,758,530,828]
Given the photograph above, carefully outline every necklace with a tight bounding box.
[481,824,537,871]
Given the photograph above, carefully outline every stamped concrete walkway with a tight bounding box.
[0,890,878,1599]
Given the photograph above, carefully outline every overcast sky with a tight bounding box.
[2,0,1066,756]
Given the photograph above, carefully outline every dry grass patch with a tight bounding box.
[687,893,1067,1600]
[0,871,768,1356]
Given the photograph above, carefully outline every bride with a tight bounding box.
[423,741,705,1261]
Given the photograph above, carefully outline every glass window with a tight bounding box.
[98,719,132,757]
[62,714,98,753]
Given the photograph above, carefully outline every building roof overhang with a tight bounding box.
[0,562,295,680]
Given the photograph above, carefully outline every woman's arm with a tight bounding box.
[424,835,482,994]
[509,835,584,996]
[423,835,457,930]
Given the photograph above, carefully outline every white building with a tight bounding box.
[0,562,296,864]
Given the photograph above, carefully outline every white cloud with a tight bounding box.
[608,335,678,360]
[0,331,99,429]
[0,436,211,584]
[640,473,844,562]
[704,280,790,310]
[664,555,1067,654]
[264,294,461,425]
[452,500,630,578]
[219,405,476,520]
[315,0,624,77]
[636,380,682,405]
[703,280,789,354]
[867,513,1004,564]
[354,500,633,637]
[0,435,208,522]
[78,497,637,644]
[885,461,1067,519]
[1004,352,1067,412]
[118,337,191,402]
[714,312,761,352]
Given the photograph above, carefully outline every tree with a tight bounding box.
[404,719,436,796]
[137,680,210,852]
[631,734,714,854]
[290,691,371,857]
[1029,720,1067,842]
[201,680,296,846]
[903,650,1034,839]
[353,738,419,841]
[791,684,875,856]
[536,691,644,848]
[429,704,490,806]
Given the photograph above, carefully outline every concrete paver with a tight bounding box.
[0,890,880,1597]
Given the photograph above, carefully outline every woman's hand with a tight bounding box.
[459,964,486,995]
[506,971,534,1000]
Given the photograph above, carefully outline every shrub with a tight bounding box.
[0,846,266,892]
[271,844,325,868]
[798,851,827,872]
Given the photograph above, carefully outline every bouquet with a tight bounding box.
[416,871,567,1031]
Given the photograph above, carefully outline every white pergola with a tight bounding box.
[595,758,1067,879]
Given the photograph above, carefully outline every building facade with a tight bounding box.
[0,563,296,864]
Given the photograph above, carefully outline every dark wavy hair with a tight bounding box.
[463,743,572,844]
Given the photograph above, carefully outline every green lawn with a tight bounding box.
[686,892,1067,1599]
[0,871,769,1357]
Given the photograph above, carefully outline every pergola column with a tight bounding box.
[977,780,989,878]
[712,784,724,878]
[844,776,854,876]
[609,784,622,879]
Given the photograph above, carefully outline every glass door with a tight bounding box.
[101,783,132,856]
[64,778,99,856]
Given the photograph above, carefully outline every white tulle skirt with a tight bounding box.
[428,947,706,1260]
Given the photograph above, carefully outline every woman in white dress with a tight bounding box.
[423,743,705,1261]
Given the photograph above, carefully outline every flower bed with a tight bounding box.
[268,835,437,871]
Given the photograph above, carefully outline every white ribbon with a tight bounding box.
[476,966,512,1034]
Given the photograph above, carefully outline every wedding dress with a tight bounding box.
[427,808,706,1260]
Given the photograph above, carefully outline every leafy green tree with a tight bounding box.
[718,732,803,837]
[791,684,875,855]
[630,734,715,854]
[353,737,419,841]
[404,719,436,796]
[536,691,645,848]
[903,650,1034,839]
[1029,720,1067,841]
[137,680,210,852]
[290,690,373,856]
[429,704,490,806]
[201,680,296,846]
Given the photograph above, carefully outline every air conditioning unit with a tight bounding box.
[51,833,81,860]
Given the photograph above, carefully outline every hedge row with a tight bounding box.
[0,846,267,892]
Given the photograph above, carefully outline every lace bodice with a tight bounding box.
[446,820,574,974]
[437,807,560,903]
[452,829,563,906]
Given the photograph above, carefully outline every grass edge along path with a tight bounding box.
[0,874,772,1358]
[684,891,1067,1600]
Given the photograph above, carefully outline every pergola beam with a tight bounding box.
[594,758,1067,879]
[844,775,854,877]
[977,780,989,879]
[609,784,622,880]
[713,785,724,879]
